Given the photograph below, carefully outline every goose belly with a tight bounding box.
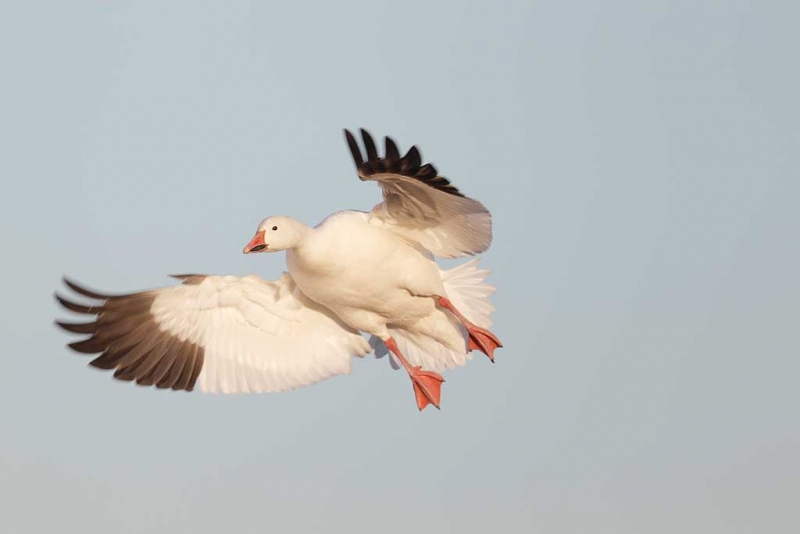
[286,214,443,328]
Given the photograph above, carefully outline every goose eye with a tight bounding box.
[272,226,278,231]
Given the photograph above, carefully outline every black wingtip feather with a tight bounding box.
[68,336,106,354]
[400,146,421,174]
[55,294,100,315]
[416,163,438,181]
[62,278,113,300]
[89,351,127,370]
[360,128,378,160]
[404,145,421,168]
[55,320,97,334]
[384,137,400,163]
[343,129,363,168]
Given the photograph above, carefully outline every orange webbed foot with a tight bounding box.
[467,325,503,362]
[409,366,444,411]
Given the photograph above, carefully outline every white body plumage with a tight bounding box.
[287,210,465,355]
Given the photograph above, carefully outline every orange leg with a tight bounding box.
[385,338,444,411]
[437,296,503,362]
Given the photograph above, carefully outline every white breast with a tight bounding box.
[286,211,445,330]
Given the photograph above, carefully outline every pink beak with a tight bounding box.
[243,230,268,254]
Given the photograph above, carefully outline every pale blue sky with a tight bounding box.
[1,1,798,533]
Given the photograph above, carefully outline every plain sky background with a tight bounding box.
[1,1,798,533]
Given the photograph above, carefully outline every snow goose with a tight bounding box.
[55,129,502,410]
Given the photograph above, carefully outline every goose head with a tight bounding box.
[243,216,310,254]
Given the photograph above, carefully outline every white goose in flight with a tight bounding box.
[55,129,503,410]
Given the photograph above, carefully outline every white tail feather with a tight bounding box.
[440,258,496,329]
[372,258,497,372]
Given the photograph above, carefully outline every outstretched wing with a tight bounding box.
[55,273,371,393]
[344,128,492,259]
